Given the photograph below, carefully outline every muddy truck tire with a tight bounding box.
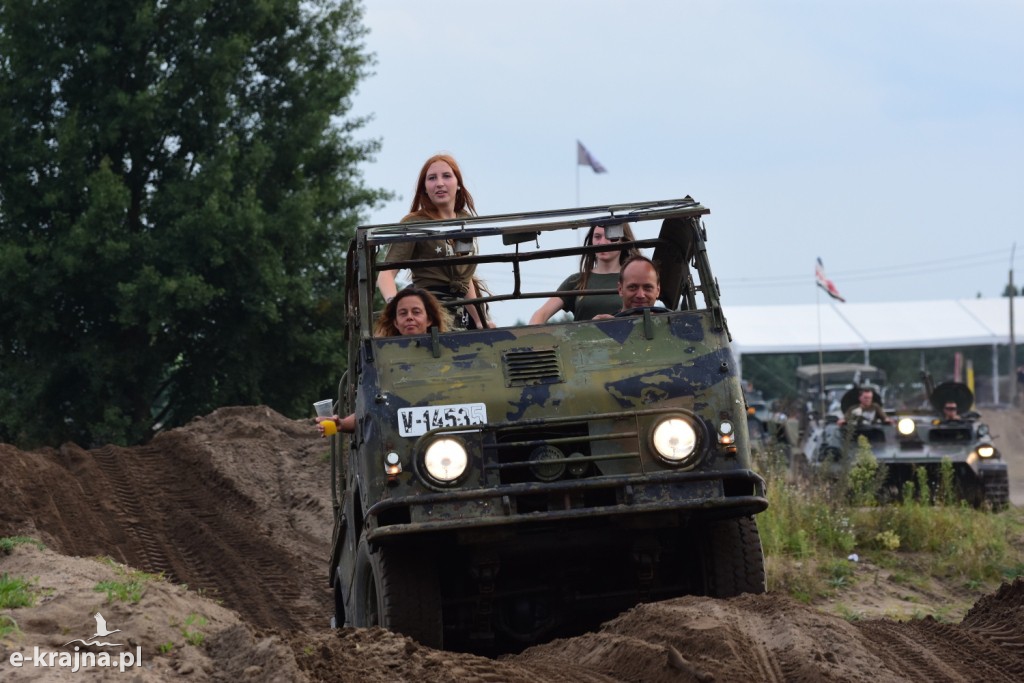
[352,536,443,648]
[705,516,766,597]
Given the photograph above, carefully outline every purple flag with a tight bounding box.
[577,140,607,173]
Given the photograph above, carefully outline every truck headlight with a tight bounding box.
[423,437,468,483]
[651,417,699,466]
[897,418,916,436]
[977,445,995,459]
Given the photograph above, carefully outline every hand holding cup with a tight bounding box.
[313,400,338,437]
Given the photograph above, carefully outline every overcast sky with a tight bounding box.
[350,1,1022,325]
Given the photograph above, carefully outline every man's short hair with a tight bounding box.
[619,255,659,283]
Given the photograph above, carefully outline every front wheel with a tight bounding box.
[703,516,766,597]
[332,565,346,628]
[982,470,1009,511]
[351,536,443,648]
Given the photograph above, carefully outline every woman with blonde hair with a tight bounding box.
[376,154,494,329]
[529,223,640,323]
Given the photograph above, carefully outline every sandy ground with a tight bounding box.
[1,405,1023,682]
[994,407,1024,507]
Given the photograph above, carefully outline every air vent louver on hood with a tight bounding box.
[503,348,563,386]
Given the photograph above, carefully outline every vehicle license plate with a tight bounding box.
[398,403,488,437]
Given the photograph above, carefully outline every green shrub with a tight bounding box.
[0,537,44,554]
[936,458,956,507]
[0,573,36,609]
[846,437,884,507]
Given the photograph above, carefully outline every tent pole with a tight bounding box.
[1009,243,1016,406]
[992,343,999,405]
[816,287,825,417]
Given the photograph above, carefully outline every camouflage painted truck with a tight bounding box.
[327,197,768,652]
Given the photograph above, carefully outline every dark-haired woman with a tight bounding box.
[316,288,451,435]
[529,223,640,323]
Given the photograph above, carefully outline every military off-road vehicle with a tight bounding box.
[886,380,1009,509]
[743,385,798,468]
[801,379,1008,509]
[796,363,888,423]
[327,197,768,652]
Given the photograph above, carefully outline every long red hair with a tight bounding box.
[408,154,477,219]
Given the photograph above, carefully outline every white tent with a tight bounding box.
[726,297,1021,403]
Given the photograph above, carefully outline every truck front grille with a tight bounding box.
[486,417,642,486]
[928,428,972,445]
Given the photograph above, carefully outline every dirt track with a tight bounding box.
[2,406,1023,681]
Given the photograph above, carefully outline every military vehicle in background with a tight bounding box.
[796,363,887,422]
[800,384,892,475]
[327,197,768,653]
[800,376,1008,510]
[744,384,798,468]
[886,379,1008,509]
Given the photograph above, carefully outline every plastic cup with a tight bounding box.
[313,399,334,418]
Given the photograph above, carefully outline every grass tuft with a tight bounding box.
[0,614,21,639]
[92,559,163,604]
[0,537,45,555]
[0,573,37,609]
[180,613,208,647]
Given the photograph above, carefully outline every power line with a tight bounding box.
[721,249,1014,289]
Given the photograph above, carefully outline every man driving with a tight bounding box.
[592,256,660,319]
[940,402,962,422]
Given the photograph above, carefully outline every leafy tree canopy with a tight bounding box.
[0,0,387,446]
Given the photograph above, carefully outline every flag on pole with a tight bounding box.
[815,258,846,302]
[576,140,607,173]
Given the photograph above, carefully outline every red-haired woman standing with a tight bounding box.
[376,154,493,329]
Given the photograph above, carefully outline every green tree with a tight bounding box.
[0,0,387,447]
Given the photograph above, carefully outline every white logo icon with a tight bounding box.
[63,612,122,647]
[91,612,122,640]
